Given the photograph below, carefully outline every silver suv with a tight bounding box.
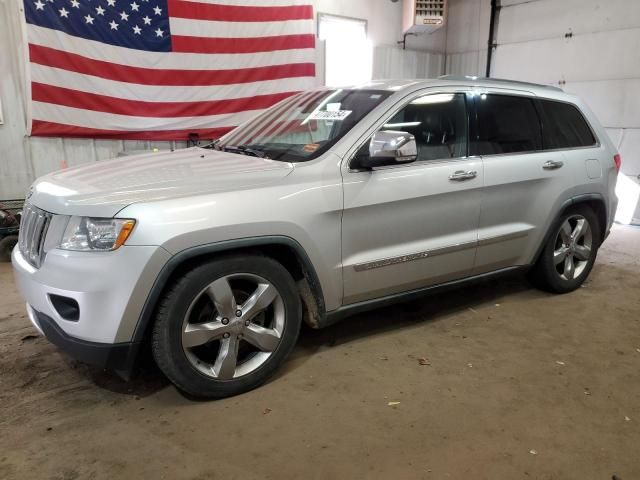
[12,78,620,398]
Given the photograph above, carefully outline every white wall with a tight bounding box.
[390,0,491,76]
[0,0,419,199]
[373,46,444,80]
[444,0,491,76]
[0,0,32,200]
[492,0,640,222]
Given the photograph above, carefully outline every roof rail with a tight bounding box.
[438,75,563,92]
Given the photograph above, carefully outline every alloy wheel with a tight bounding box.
[553,214,593,281]
[181,273,285,380]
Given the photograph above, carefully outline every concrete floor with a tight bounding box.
[1,225,639,480]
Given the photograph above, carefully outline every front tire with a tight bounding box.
[0,235,18,262]
[152,255,302,399]
[530,205,601,293]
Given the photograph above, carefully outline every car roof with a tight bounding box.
[344,76,564,96]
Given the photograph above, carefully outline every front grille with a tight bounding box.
[18,203,53,268]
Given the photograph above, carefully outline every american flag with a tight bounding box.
[23,0,316,140]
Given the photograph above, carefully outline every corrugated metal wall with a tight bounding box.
[444,0,491,76]
[373,46,444,80]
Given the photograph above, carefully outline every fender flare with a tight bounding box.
[531,193,607,265]
[130,235,326,344]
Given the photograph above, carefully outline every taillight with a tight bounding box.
[614,153,622,171]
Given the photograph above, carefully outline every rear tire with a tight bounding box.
[530,205,601,293]
[152,255,302,399]
[0,235,18,262]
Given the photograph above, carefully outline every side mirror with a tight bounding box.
[354,130,418,169]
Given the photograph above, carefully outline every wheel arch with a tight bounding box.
[531,193,608,266]
[130,236,327,347]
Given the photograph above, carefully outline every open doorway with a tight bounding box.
[318,13,372,87]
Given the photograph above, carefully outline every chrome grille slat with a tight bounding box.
[18,203,52,268]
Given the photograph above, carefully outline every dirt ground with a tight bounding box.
[1,225,639,480]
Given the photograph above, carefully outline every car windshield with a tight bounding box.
[208,89,392,162]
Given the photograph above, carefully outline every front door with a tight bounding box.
[341,91,483,305]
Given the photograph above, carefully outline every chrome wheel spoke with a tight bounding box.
[241,283,277,319]
[572,218,588,241]
[574,244,591,261]
[554,248,568,265]
[212,335,240,379]
[563,255,575,279]
[243,324,281,352]
[182,321,229,348]
[559,221,572,244]
[206,277,237,319]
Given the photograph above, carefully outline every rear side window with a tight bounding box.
[470,94,542,155]
[539,100,596,149]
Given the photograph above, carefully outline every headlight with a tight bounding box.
[59,217,136,251]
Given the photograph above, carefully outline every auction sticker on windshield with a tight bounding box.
[309,110,352,121]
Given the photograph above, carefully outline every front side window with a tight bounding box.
[470,94,542,155]
[213,89,391,162]
[539,99,596,149]
[381,93,467,161]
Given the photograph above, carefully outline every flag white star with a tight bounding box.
[84,14,94,24]
[120,11,129,20]
[153,5,161,15]
[130,1,139,11]
[155,27,163,37]
[132,24,141,34]
[34,0,45,10]
[70,0,79,8]
[106,0,116,5]
[109,20,119,30]
[95,5,105,15]
[58,7,69,16]
[142,15,151,24]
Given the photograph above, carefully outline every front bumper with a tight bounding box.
[12,244,170,357]
[27,305,139,372]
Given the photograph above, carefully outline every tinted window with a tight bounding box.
[540,100,596,149]
[470,94,541,155]
[382,93,467,161]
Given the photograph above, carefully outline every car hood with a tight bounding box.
[29,148,294,217]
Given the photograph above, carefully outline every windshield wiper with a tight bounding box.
[221,145,270,159]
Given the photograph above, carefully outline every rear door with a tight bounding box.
[341,89,483,305]
[471,92,578,274]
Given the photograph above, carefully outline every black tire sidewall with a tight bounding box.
[152,255,301,398]
[0,235,18,262]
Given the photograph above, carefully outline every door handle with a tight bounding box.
[543,160,564,170]
[449,170,477,181]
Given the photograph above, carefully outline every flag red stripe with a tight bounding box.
[167,0,313,22]
[171,34,315,54]
[32,82,298,118]
[31,120,233,140]
[29,44,315,86]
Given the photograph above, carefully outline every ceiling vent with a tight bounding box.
[403,0,447,35]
